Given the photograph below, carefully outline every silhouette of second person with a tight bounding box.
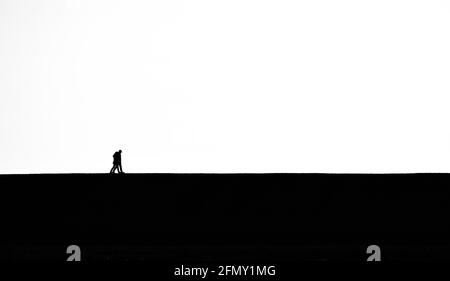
[110,150,124,174]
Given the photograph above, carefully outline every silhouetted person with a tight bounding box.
[110,150,124,174]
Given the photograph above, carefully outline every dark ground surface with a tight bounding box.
[0,173,450,262]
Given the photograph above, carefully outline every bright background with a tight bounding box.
[1,0,450,173]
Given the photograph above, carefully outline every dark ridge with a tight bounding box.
[1,173,449,261]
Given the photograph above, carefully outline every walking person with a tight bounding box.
[110,150,124,174]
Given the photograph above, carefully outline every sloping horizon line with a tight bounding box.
[0,172,448,176]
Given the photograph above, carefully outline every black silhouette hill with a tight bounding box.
[1,173,450,261]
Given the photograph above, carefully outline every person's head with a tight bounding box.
[119,150,122,154]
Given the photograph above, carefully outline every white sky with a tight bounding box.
[1,0,450,174]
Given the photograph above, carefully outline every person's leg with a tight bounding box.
[119,164,123,173]
[110,165,115,173]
